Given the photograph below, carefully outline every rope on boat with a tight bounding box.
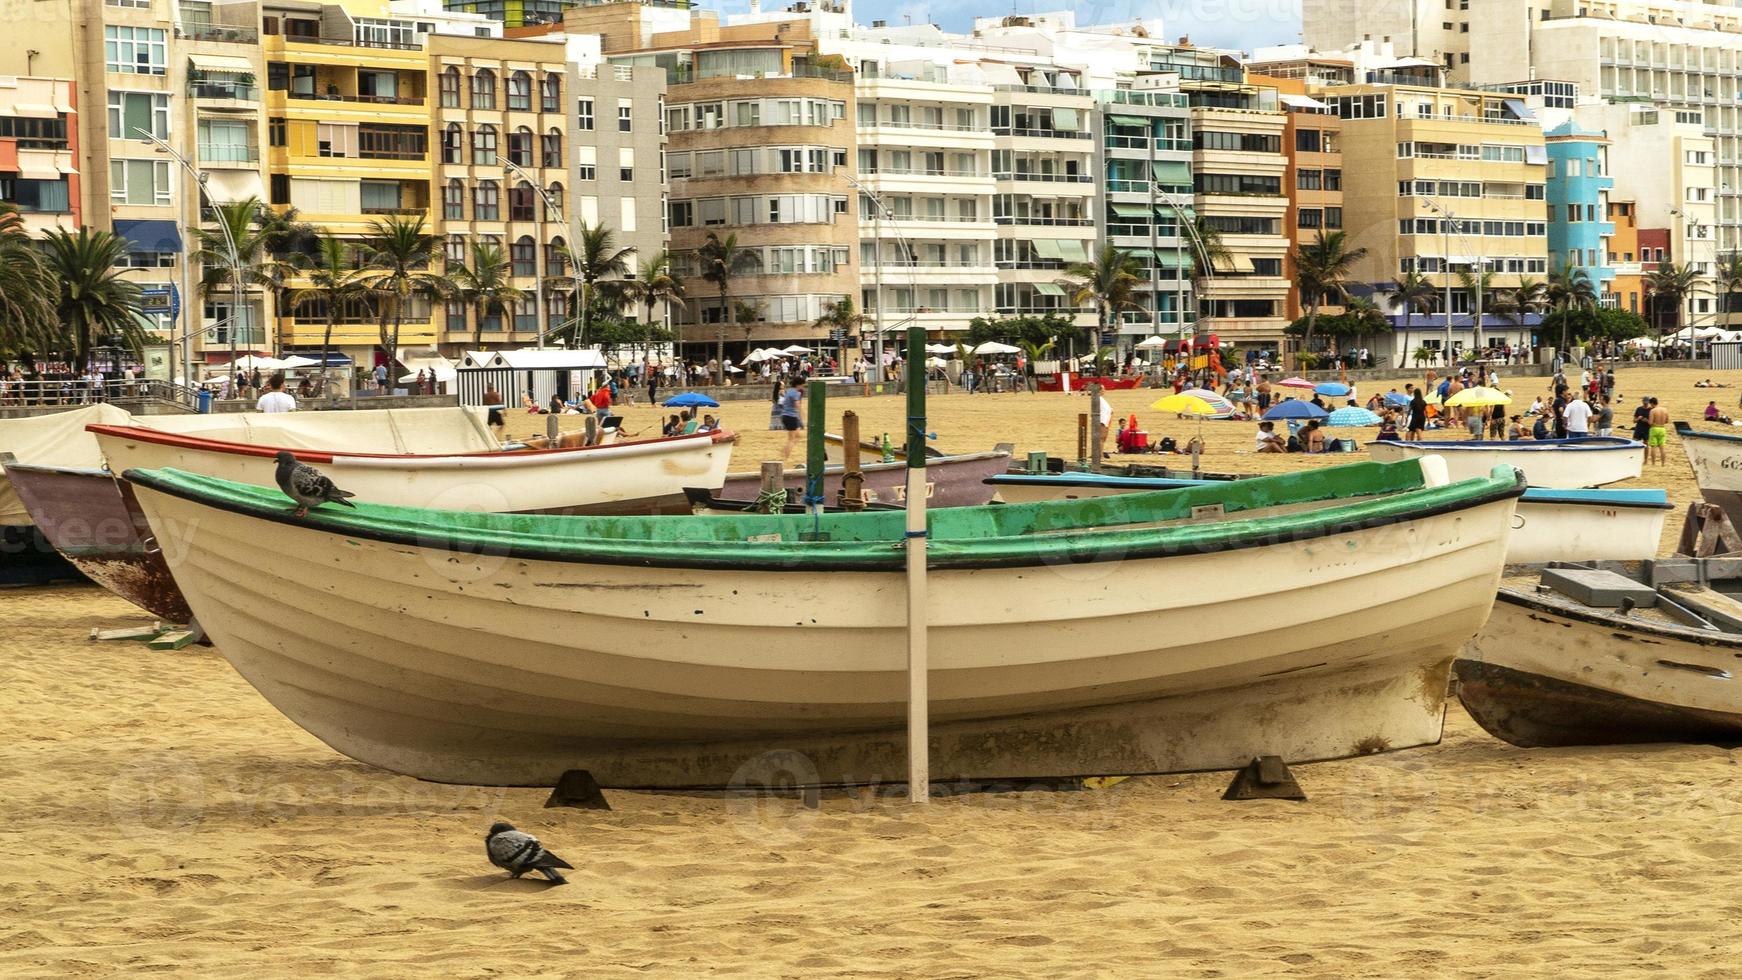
[754,487,789,513]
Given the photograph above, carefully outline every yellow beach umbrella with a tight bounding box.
[1444,386,1511,408]
[1149,393,1220,416]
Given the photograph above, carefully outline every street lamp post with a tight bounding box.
[504,160,556,351]
[842,171,921,385]
[139,129,244,392]
[1425,198,1486,366]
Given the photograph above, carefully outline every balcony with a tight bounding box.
[1105,135,1193,152]
[177,23,258,44]
[993,171,1094,183]
[286,90,425,107]
[992,127,1091,141]
[189,79,259,103]
[198,142,260,165]
[993,215,1094,227]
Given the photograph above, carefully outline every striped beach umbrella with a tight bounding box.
[1327,406,1383,427]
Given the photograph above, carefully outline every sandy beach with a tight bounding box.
[7,364,1742,976]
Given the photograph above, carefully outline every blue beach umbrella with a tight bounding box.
[1314,382,1352,397]
[1383,392,1410,408]
[1327,406,1382,427]
[1262,399,1330,421]
[663,392,720,408]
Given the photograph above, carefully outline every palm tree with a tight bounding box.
[40,228,150,371]
[1184,214,1231,340]
[811,297,866,365]
[1389,270,1438,367]
[1342,296,1391,360]
[289,233,367,373]
[1644,262,1702,343]
[1546,262,1599,350]
[697,231,757,383]
[447,240,525,348]
[0,204,56,360]
[561,221,635,348]
[1291,231,1369,367]
[1060,245,1142,359]
[1714,254,1742,328]
[192,197,290,364]
[622,248,685,328]
[356,215,450,381]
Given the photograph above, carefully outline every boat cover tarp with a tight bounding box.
[0,404,133,524]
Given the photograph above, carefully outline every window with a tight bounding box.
[542,129,562,169]
[669,200,693,227]
[1298,208,1323,229]
[1295,129,1322,153]
[359,124,426,160]
[472,125,497,165]
[270,173,289,205]
[577,144,595,181]
[109,159,171,205]
[1194,173,1281,196]
[474,180,499,221]
[507,71,532,111]
[108,91,168,140]
[1324,207,1342,229]
[511,236,536,276]
[546,183,563,219]
[443,123,463,164]
[618,100,633,132]
[509,182,536,222]
[1324,169,1341,191]
[547,237,567,275]
[471,69,496,109]
[446,300,467,333]
[541,73,560,113]
[316,122,357,158]
[620,166,634,182]
[508,126,533,167]
[269,117,287,147]
[440,67,461,108]
[1297,169,1322,191]
[576,98,593,131]
[105,26,166,75]
[444,179,465,220]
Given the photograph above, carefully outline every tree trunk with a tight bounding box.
[716,287,729,386]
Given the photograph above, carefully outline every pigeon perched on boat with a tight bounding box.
[485,821,573,884]
[273,450,356,518]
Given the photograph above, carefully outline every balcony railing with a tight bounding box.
[865,120,981,133]
[993,127,1091,140]
[1104,135,1193,152]
[993,215,1093,226]
[360,205,426,215]
[176,23,258,43]
[1094,89,1190,109]
[189,81,259,101]
[288,36,422,51]
[881,213,983,223]
[991,84,1089,96]
[995,259,1068,270]
[994,171,1093,183]
[286,90,425,106]
[863,168,985,178]
[198,142,260,163]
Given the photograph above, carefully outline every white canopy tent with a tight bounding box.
[783,344,813,354]
[398,351,458,388]
[972,341,1021,356]
[1133,336,1170,350]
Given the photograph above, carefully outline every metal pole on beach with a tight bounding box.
[904,325,930,803]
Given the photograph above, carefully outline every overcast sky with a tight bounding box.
[846,0,1305,51]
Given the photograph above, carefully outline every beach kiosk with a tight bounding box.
[457,348,608,408]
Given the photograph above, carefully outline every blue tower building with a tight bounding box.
[1544,122,1616,300]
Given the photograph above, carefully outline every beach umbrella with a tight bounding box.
[1134,336,1170,350]
[973,341,1021,356]
[1262,399,1329,421]
[663,392,720,408]
[1275,376,1316,390]
[1444,386,1510,408]
[1176,388,1236,417]
[1383,392,1410,407]
[783,344,812,354]
[925,343,957,354]
[1326,406,1382,427]
[1150,393,1220,416]
[1314,382,1352,397]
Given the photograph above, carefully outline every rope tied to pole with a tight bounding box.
[753,487,788,513]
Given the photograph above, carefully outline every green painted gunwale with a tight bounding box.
[123,461,1525,572]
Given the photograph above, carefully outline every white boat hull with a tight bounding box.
[97,430,733,515]
[130,483,1519,786]
[1675,425,1742,527]
[1508,496,1668,564]
[1367,439,1641,488]
[1458,590,1742,747]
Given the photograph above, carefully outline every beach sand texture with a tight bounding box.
[5,365,1742,975]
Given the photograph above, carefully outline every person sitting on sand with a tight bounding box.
[1304,419,1327,453]
[1377,413,1399,440]
[662,414,681,436]
[1255,420,1285,453]
[1508,415,1527,440]
[1706,401,1722,421]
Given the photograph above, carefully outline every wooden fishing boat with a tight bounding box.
[1673,422,1742,528]
[1034,373,1144,393]
[1458,562,1742,747]
[681,487,902,515]
[90,424,735,516]
[987,473,1668,565]
[1366,436,1642,488]
[123,457,1524,787]
[718,450,1009,508]
[0,404,133,585]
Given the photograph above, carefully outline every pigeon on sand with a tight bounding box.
[485,822,573,884]
[274,450,356,518]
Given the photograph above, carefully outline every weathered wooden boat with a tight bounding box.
[1673,422,1742,528]
[1459,562,1742,747]
[719,450,1009,508]
[0,404,134,585]
[681,487,903,515]
[1034,373,1144,393]
[123,457,1524,787]
[90,424,735,516]
[1367,436,1642,488]
[987,472,1668,565]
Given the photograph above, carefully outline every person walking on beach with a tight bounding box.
[1646,398,1670,466]
[1406,385,1427,442]
[1631,396,1652,444]
[1596,394,1614,437]
[1564,390,1592,439]
[778,376,804,462]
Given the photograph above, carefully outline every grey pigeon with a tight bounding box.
[485,821,573,884]
[274,450,356,518]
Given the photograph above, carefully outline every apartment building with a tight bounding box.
[445,0,577,30]
[1255,74,1346,325]
[1301,0,1471,76]
[567,61,666,320]
[1608,199,1646,314]
[428,31,570,350]
[1575,99,1718,325]
[1095,87,1194,339]
[1310,71,1550,362]
[1544,123,1616,296]
[0,77,82,236]
[620,18,858,362]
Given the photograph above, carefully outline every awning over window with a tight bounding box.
[1279,93,1331,111]
[1151,249,1191,269]
[1150,160,1191,185]
[1054,240,1089,262]
[1503,98,1536,121]
[188,54,255,72]
[1212,254,1256,273]
[1107,114,1148,128]
[1109,203,1152,219]
[113,219,182,253]
[1033,282,1066,296]
[11,104,57,118]
[1050,107,1079,130]
[979,63,1022,86]
[1525,144,1548,165]
[1033,239,1065,259]
[15,158,60,180]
